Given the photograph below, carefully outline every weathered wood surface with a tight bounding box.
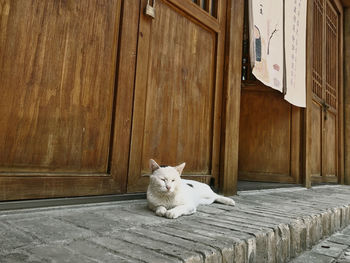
[238,0,301,185]
[0,0,119,173]
[307,0,343,184]
[239,85,301,184]
[127,0,227,192]
[219,0,244,195]
[0,0,125,200]
[344,8,350,185]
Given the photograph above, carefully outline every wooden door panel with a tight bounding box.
[0,0,124,200]
[238,89,291,179]
[324,112,337,177]
[238,0,301,184]
[309,0,341,183]
[140,1,215,176]
[0,0,119,174]
[128,0,225,192]
[310,102,322,177]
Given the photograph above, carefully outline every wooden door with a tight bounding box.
[309,0,343,183]
[127,0,226,192]
[238,1,301,184]
[0,0,123,200]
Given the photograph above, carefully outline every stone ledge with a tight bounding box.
[1,185,350,263]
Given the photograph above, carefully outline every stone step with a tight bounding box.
[1,185,350,262]
[289,225,350,263]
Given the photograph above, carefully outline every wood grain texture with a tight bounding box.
[304,0,314,188]
[310,101,322,177]
[307,0,343,185]
[337,4,344,184]
[168,0,220,31]
[219,0,244,195]
[0,0,119,173]
[0,0,124,200]
[0,176,121,201]
[109,0,141,193]
[238,86,301,183]
[344,8,350,185]
[238,0,302,185]
[342,0,350,7]
[127,0,226,192]
[239,89,291,176]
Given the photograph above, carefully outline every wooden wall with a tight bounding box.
[344,8,350,184]
[0,0,245,200]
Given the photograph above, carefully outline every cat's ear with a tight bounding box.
[149,159,160,173]
[175,162,186,175]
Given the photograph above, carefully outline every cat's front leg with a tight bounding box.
[165,205,196,219]
[155,206,167,217]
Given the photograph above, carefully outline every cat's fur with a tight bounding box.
[147,159,235,219]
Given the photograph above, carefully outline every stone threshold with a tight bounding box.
[1,185,350,262]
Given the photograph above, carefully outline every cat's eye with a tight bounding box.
[161,178,166,182]
[171,180,175,182]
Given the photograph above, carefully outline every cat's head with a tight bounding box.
[149,159,185,194]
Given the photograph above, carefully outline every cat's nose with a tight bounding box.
[166,185,171,190]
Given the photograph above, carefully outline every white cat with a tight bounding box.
[147,159,235,219]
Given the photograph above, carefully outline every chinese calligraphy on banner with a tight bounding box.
[249,0,307,107]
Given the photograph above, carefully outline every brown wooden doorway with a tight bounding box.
[127,0,227,192]
[238,0,302,184]
[0,0,124,200]
[307,0,344,184]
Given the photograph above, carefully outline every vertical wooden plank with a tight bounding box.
[127,0,153,192]
[198,0,204,9]
[304,0,314,188]
[207,0,212,14]
[109,0,141,193]
[211,0,227,190]
[220,0,244,195]
[291,106,301,184]
[337,3,344,184]
[344,8,350,184]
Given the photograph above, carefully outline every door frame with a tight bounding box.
[304,0,344,187]
[219,0,245,195]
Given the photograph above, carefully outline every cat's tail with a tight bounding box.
[215,195,235,206]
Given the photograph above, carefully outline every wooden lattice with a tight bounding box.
[312,0,339,110]
[325,1,338,109]
[191,0,218,18]
[312,0,324,101]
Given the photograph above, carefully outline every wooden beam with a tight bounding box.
[220,0,244,196]
[110,0,141,193]
[338,2,344,185]
[344,8,350,184]
[304,0,314,188]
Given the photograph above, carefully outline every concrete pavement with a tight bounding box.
[1,185,350,262]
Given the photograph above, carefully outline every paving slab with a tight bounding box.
[290,225,350,263]
[1,185,350,263]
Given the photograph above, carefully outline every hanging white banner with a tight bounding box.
[249,0,284,93]
[284,0,307,107]
[249,0,307,108]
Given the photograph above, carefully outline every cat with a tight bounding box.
[147,159,235,219]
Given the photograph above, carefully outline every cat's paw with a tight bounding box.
[155,206,167,217]
[216,196,236,206]
[165,210,181,219]
[227,198,235,206]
